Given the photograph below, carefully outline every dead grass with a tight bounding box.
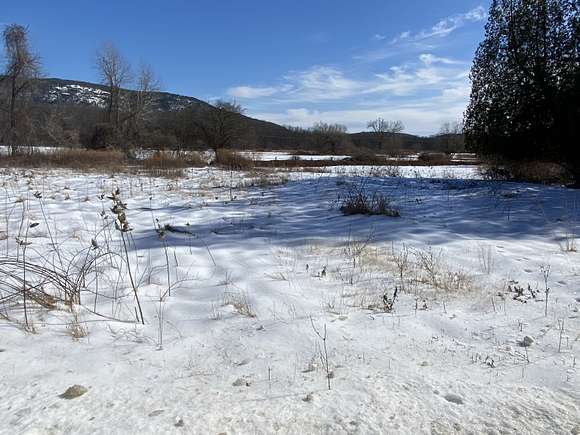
[67,309,89,340]
[240,169,289,188]
[223,291,256,318]
[142,151,205,170]
[0,148,205,177]
[215,149,255,170]
[340,187,400,217]
[479,160,573,185]
[348,151,387,165]
[417,152,452,165]
[0,148,129,171]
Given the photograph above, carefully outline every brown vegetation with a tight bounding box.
[214,149,255,170]
[480,160,573,185]
[0,148,205,176]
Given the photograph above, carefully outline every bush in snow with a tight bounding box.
[339,186,400,217]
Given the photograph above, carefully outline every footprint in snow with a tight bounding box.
[444,393,464,405]
[148,409,164,417]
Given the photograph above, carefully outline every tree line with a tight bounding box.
[0,23,466,158]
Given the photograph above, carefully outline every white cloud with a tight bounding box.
[400,6,487,41]
[228,86,280,99]
[419,53,463,66]
[227,55,470,107]
[439,84,471,102]
[229,66,373,102]
[253,99,467,136]
[243,55,472,135]
[226,45,473,135]
[368,59,469,96]
[391,31,411,43]
[464,6,487,21]
[360,6,487,61]
[283,66,368,101]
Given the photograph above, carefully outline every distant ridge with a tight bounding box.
[3,76,459,152]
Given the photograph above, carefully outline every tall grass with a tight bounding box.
[0,148,206,176]
[0,149,129,171]
[214,149,255,170]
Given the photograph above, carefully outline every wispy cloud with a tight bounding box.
[229,55,469,104]
[283,66,369,101]
[228,55,471,134]
[358,6,486,62]
[393,6,486,43]
[418,53,464,66]
[228,86,280,99]
[223,6,485,134]
[253,97,468,136]
[229,66,370,102]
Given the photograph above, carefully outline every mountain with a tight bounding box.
[20,77,296,149]
[30,77,209,112]
[2,76,461,152]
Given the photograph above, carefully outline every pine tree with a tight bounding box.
[465,0,579,183]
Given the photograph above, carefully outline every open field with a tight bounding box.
[0,163,578,434]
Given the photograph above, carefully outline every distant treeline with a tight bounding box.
[0,78,463,154]
[0,25,463,156]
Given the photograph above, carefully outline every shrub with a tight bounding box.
[369,165,401,178]
[82,123,120,150]
[0,148,204,177]
[349,151,386,165]
[215,149,254,170]
[223,291,256,317]
[142,151,205,170]
[480,160,573,185]
[340,186,400,217]
[417,152,451,165]
[0,148,128,171]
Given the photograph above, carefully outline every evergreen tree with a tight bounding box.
[465,0,579,183]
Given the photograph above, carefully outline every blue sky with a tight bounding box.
[2,1,490,135]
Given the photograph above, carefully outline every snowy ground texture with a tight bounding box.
[0,164,579,435]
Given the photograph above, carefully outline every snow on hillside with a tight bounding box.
[46,84,109,108]
[38,81,202,112]
[0,166,578,434]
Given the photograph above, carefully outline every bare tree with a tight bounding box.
[0,24,41,155]
[437,120,465,153]
[124,63,161,141]
[367,118,404,152]
[194,100,246,154]
[95,42,131,127]
[310,122,349,154]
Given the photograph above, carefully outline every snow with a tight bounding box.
[47,85,109,108]
[0,146,62,156]
[0,165,578,434]
[239,151,351,161]
[324,164,481,179]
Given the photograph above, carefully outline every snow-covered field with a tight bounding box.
[0,146,62,156]
[239,151,351,161]
[0,165,578,434]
